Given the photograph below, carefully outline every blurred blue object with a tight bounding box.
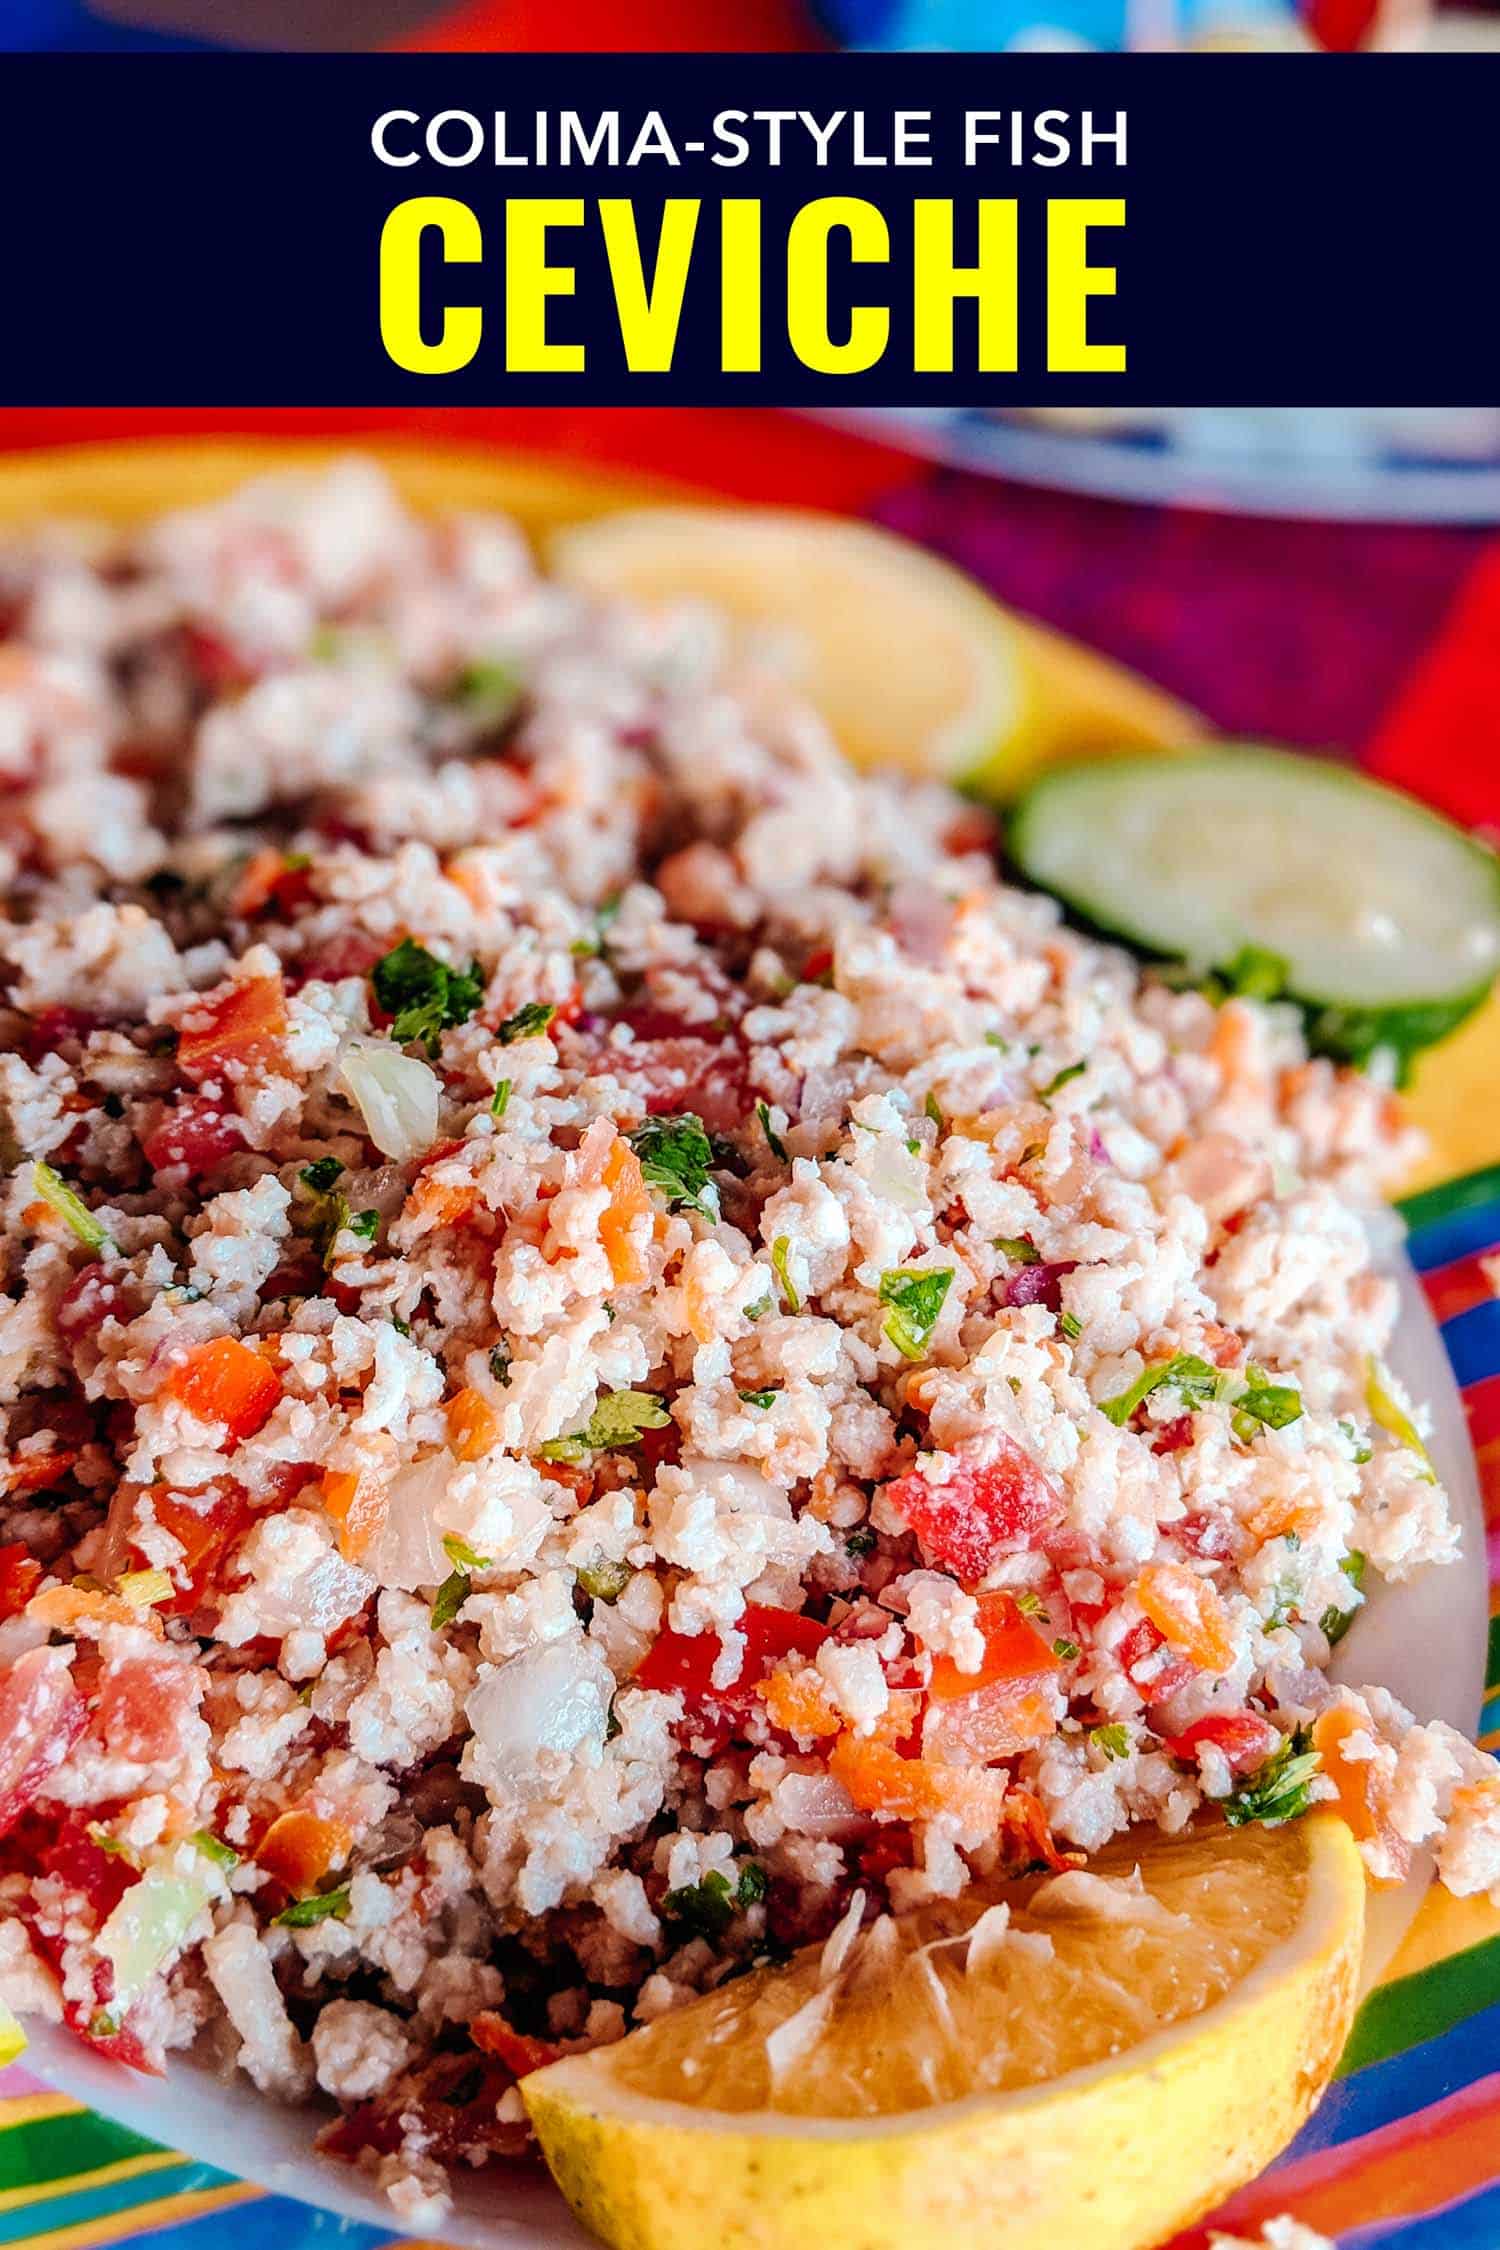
[5,0,207,48]
[813,0,1298,42]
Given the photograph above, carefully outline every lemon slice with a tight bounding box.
[0,1994,26,2066]
[549,507,1195,800]
[523,1815,1363,2250]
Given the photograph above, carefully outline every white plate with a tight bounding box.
[21,1248,1489,2245]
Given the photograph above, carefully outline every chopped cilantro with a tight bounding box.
[490,1079,511,1119]
[1338,1417,1374,1466]
[628,1113,718,1221]
[771,1235,801,1314]
[994,1237,1039,1264]
[390,1315,412,1337]
[454,656,522,724]
[878,1267,953,1361]
[738,1388,779,1410]
[1090,1723,1132,1761]
[349,1209,380,1243]
[192,1829,240,1872]
[372,938,485,1057]
[442,1533,490,1572]
[1059,1310,1083,1340]
[1319,1550,1366,1645]
[1038,1060,1086,1100]
[496,1000,558,1046]
[31,1162,113,1256]
[540,1388,672,1463]
[1223,1731,1320,1828]
[1099,1353,1223,1427]
[1051,1636,1081,1662]
[1232,1367,1303,1441]
[1012,1590,1045,1617]
[299,1156,345,1194]
[87,1824,137,1861]
[756,1100,787,1163]
[1221,944,1290,1001]
[845,1527,877,1559]
[663,1864,766,1938]
[985,1031,1009,1050]
[744,1295,772,1323]
[576,1554,632,1604]
[274,1885,353,1928]
[924,1091,944,1130]
[430,1570,471,1629]
[736,1862,768,1906]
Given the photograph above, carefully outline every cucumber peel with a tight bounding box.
[1008,749,1500,1082]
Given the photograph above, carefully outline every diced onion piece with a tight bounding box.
[466,1635,613,1792]
[97,1858,216,2022]
[339,1037,441,1162]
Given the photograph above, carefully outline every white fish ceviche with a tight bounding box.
[0,461,1496,2225]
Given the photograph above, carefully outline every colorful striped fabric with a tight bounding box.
[2,1162,1498,2249]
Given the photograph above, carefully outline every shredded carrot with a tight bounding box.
[1311,1705,1390,1855]
[447,1388,501,1463]
[757,1666,840,1740]
[163,1336,282,1441]
[588,1132,651,1290]
[322,1469,386,1564]
[254,1807,353,1895]
[828,1734,1007,1827]
[1135,1561,1235,1674]
[27,1582,164,1638]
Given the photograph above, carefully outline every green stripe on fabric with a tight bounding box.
[0,2109,164,2194]
[1489,1611,1500,1690]
[1397,1164,1500,1233]
[1340,1930,1500,2075]
[0,2158,219,2246]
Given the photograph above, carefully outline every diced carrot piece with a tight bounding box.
[1000,1784,1080,1873]
[928,1592,1061,1701]
[1246,1495,1320,1545]
[322,1469,386,1564]
[254,1807,353,1895]
[176,975,288,1084]
[164,1337,282,1441]
[26,1583,164,1638]
[470,2014,563,2076]
[447,1388,500,1463]
[1311,1704,1410,1880]
[758,1666,841,1740]
[1135,1562,1235,1675]
[598,1135,651,1289]
[828,1734,1008,1828]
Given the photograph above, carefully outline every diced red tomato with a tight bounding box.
[1153,1415,1197,1456]
[884,1442,1064,1587]
[162,1337,282,1441]
[3,1448,78,1498]
[288,930,386,987]
[175,975,287,1084]
[1000,1784,1079,1874]
[0,1543,41,1620]
[141,1095,244,1176]
[635,1604,831,1713]
[182,622,255,694]
[319,2053,527,2166]
[230,848,314,921]
[923,1592,1063,1764]
[129,1486,254,1617]
[469,2013,562,2077]
[24,1005,97,1062]
[1117,1617,1196,1705]
[0,1648,87,1838]
[829,1734,1008,1828]
[1162,1710,1279,1773]
[91,1655,201,1768]
[593,1006,750,1138]
[36,1810,137,1918]
[56,1265,131,1343]
[65,2002,163,2077]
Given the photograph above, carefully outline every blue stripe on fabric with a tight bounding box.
[1273,1996,1500,2162]
[0,2162,224,2245]
[1404,1201,1500,1274]
[105,2195,389,2250]
[1341,2175,1500,2250]
[1437,1300,1500,1390]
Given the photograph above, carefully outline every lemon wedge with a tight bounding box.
[523,1815,1363,2250]
[0,1994,27,2066]
[549,506,1195,801]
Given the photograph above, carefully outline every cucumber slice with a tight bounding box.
[1008,749,1500,1075]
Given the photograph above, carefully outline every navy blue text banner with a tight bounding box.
[2,52,1493,405]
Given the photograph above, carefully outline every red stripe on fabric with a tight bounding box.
[0,409,915,518]
[1366,545,1500,835]
[1423,1249,1500,1325]
[1473,1437,1500,1528]
[1465,1374,1500,1452]
[393,0,825,47]
[1174,2072,1500,2247]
